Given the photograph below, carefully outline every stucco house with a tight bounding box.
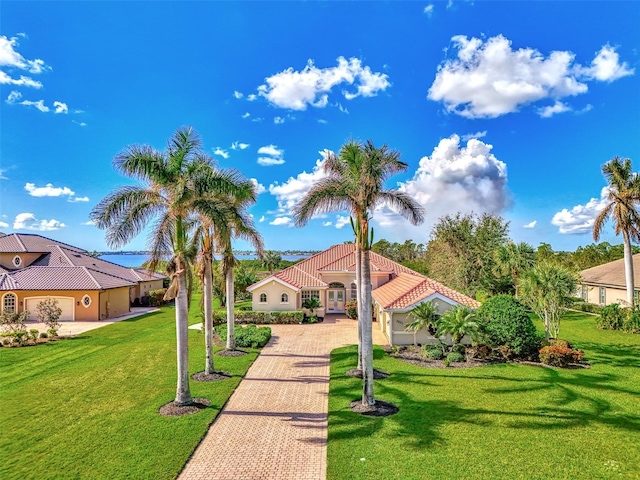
[580,254,640,306]
[247,244,479,345]
[0,233,166,321]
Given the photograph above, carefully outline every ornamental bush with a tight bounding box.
[477,295,541,356]
[596,304,640,333]
[215,324,272,348]
[539,345,584,367]
[446,352,465,363]
[345,300,358,319]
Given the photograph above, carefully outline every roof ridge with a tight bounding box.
[14,233,27,252]
[86,266,138,284]
[81,266,103,289]
[54,245,75,265]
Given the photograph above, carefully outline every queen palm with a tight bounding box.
[406,300,439,346]
[493,242,535,297]
[593,157,640,306]
[292,139,424,407]
[91,126,252,406]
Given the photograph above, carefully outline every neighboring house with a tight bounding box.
[0,233,166,321]
[247,244,479,345]
[580,254,640,306]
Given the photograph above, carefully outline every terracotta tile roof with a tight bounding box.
[580,254,640,288]
[1,266,136,290]
[372,272,480,310]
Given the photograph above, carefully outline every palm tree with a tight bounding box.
[436,306,479,346]
[405,301,439,346]
[90,126,252,406]
[292,139,424,407]
[493,242,536,297]
[262,250,282,274]
[593,157,640,306]
[518,262,578,339]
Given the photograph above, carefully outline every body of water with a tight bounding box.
[99,253,310,268]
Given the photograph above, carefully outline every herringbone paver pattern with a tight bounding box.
[178,316,387,480]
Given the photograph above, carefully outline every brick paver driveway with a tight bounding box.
[178,315,387,480]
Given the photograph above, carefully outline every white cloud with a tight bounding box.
[259,215,266,223]
[335,215,350,229]
[69,196,89,203]
[25,182,74,197]
[247,94,257,101]
[424,4,435,16]
[537,100,571,118]
[53,101,68,114]
[213,147,229,159]
[551,187,609,234]
[460,130,487,142]
[72,120,87,127]
[242,112,250,119]
[269,216,293,226]
[231,141,250,150]
[582,45,634,82]
[317,119,328,124]
[13,212,65,231]
[257,56,390,110]
[251,117,264,123]
[233,90,243,99]
[0,71,43,88]
[323,221,332,227]
[0,221,8,228]
[274,116,285,124]
[82,220,96,226]
[374,135,509,235]
[6,90,21,103]
[19,99,49,112]
[0,35,50,81]
[524,220,537,229]
[257,144,285,166]
[428,35,632,118]
[250,178,266,195]
[268,151,331,216]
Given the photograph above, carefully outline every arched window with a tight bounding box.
[259,293,268,303]
[281,293,289,303]
[2,293,17,313]
[328,282,344,288]
[350,282,357,300]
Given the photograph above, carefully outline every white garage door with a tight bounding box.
[25,297,75,321]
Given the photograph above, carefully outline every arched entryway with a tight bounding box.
[326,282,345,313]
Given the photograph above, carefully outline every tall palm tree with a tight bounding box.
[262,250,282,274]
[593,157,640,306]
[406,301,439,346]
[91,126,252,406]
[493,241,536,297]
[292,139,424,407]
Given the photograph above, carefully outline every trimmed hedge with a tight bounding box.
[211,309,304,325]
[597,304,640,333]
[215,324,272,348]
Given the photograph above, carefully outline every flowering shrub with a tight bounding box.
[539,345,584,367]
[345,300,358,319]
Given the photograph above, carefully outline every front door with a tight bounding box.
[327,289,345,313]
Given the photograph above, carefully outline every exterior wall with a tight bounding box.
[0,252,42,270]
[1,289,100,321]
[98,287,131,320]
[582,283,628,306]
[387,298,459,346]
[251,282,298,312]
[131,279,164,302]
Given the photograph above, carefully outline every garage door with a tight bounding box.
[25,297,75,321]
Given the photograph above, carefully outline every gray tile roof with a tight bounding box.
[1,266,136,290]
[580,254,640,288]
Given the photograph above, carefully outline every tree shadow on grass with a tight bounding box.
[575,341,640,368]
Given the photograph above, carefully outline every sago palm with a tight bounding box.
[292,139,424,407]
[91,126,253,406]
[406,301,439,346]
[436,306,479,346]
[593,156,640,306]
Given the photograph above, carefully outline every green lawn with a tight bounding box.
[328,311,640,479]
[0,303,258,480]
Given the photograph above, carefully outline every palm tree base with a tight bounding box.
[217,349,248,357]
[350,399,398,417]
[158,397,210,417]
[191,371,231,382]
[345,368,390,379]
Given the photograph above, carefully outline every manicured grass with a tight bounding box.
[327,311,640,479]
[0,304,258,480]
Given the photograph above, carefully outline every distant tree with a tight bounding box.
[262,250,282,274]
[493,241,536,297]
[518,262,579,339]
[593,156,640,306]
[405,301,439,346]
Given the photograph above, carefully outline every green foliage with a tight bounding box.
[421,343,446,360]
[539,345,584,367]
[345,300,358,319]
[215,324,272,348]
[47,328,58,338]
[147,288,168,307]
[28,329,40,343]
[436,305,480,345]
[213,310,305,325]
[597,304,640,333]
[446,351,465,363]
[406,301,439,342]
[302,297,322,316]
[478,295,541,356]
[0,311,28,333]
[35,297,63,332]
[572,301,603,314]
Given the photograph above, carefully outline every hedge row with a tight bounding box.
[211,310,304,325]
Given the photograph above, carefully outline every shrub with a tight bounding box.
[215,324,272,348]
[2,338,10,346]
[0,311,29,333]
[345,300,358,319]
[465,344,494,361]
[12,331,29,346]
[422,343,445,360]
[29,329,40,343]
[495,345,516,360]
[35,297,62,332]
[623,308,640,333]
[452,343,466,355]
[234,311,271,324]
[548,338,573,349]
[446,352,465,363]
[147,289,168,307]
[573,302,602,314]
[39,332,48,339]
[272,311,304,324]
[539,345,584,367]
[47,328,58,338]
[478,295,541,356]
[597,303,624,330]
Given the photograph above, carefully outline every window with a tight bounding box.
[350,282,357,300]
[281,293,289,303]
[259,293,267,303]
[301,290,320,302]
[82,295,92,308]
[2,293,16,313]
[582,285,588,301]
[12,256,22,268]
[328,282,344,288]
[599,287,606,305]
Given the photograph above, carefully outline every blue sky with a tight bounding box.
[1,1,639,253]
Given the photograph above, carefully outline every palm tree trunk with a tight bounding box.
[175,259,193,405]
[203,253,214,374]
[355,243,363,370]
[226,265,236,350]
[361,248,375,406]
[623,230,635,306]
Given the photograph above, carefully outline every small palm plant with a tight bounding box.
[405,301,439,346]
[437,305,479,346]
[302,297,322,321]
